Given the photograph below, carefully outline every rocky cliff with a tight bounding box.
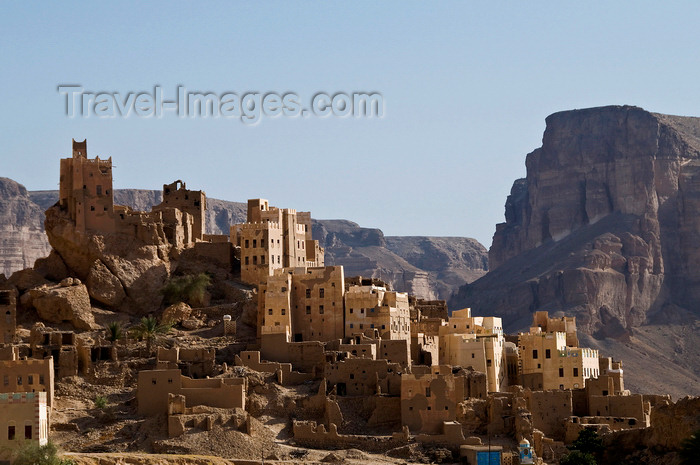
[2,187,486,300]
[450,105,700,396]
[313,220,487,299]
[0,178,52,277]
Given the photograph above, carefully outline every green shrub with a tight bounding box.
[161,273,211,307]
[568,428,603,455]
[11,440,75,465]
[94,395,107,409]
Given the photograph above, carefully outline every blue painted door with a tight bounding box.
[476,451,501,465]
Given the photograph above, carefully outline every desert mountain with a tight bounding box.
[450,105,700,397]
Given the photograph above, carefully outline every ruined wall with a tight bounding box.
[0,289,17,344]
[325,358,402,396]
[401,372,464,433]
[154,180,206,241]
[523,390,572,440]
[137,369,245,416]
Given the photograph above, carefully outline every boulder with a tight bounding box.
[86,260,126,307]
[161,302,192,325]
[7,268,50,293]
[29,283,98,330]
[181,318,203,330]
[33,250,68,282]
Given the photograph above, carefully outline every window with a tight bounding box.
[168,378,173,384]
[281,309,286,315]
[268,309,273,315]
[253,256,257,265]
[487,359,492,367]
[350,374,354,379]
[8,425,15,440]
[573,368,579,377]
[245,239,249,248]
[245,257,249,265]
[349,308,354,313]
[25,425,32,440]
[39,375,44,385]
[96,185,102,195]
[471,353,475,359]
[319,288,325,298]
[306,289,311,298]
[350,324,354,328]
[28,375,33,385]
[3,375,8,386]
[277,255,281,264]
[425,387,431,397]
[319,305,324,314]
[261,256,265,264]
[253,239,257,248]
[382,325,386,329]
[306,306,311,315]
[152,378,157,385]
[546,349,551,359]
[533,349,538,359]
[17,376,22,386]
[559,368,564,378]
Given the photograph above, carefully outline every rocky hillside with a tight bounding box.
[313,220,487,299]
[1,187,486,300]
[450,105,700,397]
[0,178,52,277]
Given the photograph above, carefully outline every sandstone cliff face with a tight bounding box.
[450,105,700,395]
[452,106,700,332]
[0,178,52,277]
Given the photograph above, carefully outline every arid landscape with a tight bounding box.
[0,106,698,465]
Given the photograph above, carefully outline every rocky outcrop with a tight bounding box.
[452,106,700,334]
[43,205,173,313]
[86,259,127,307]
[0,178,52,276]
[27,280,98,330]
[162,302,192,325]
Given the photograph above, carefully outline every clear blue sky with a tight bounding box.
[2,2,700,247]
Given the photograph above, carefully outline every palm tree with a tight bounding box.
[105,321,123,343]
[680,429,700,465]
[131,316,171,355]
